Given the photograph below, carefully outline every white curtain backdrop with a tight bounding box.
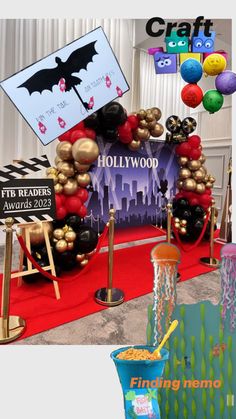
[0,19,135,167]
[138,50,189,126]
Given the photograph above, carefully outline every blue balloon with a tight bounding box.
[180,58,203,83]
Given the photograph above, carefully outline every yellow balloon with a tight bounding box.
[203,53,226,76]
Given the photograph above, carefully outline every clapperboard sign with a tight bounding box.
[0,26,129,146]
[0,155,56,226]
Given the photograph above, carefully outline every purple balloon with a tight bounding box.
[215,70,236,95]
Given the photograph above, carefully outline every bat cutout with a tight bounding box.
[17,41,98,111]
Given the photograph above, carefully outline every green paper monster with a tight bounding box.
[165,31,189,53]
[202,89,224,113]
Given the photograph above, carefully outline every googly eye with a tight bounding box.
[178,40,186,46]
[157,60,165,68]
[164,58,171,66]
[194,39,203,48]
[204,39,213,48]
[168,41,176,47]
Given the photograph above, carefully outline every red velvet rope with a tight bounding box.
[171,210,210,253]
[16,224,109,283]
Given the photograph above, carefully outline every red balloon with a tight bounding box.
[200,194,212,207]
[65,196,82,213]
[56,206,67,220]
[188,135,201,149]
[70,130,87,144]
[73,121,85,131]
[189,197,200,206]
[85,128,96,140]
[60,193,66,204]
[205,189,212,195]
[58,131,72,142]
[189,148,201,160]
[78,205,87,218]
[181,84,203,108]
[76,188,89,203]
[127,114,139,130]
[175,192,184,200]
[118,121,133,143]
[55,194,62,209]
[175,142,191,157]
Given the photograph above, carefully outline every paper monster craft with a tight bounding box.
[17,42,98,111]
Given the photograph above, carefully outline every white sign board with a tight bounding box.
[0,27,129,146]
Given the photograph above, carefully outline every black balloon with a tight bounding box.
[192,205,205,219]
[23,260,48,283]
[75,225,98,253]
[179,209,192,221]
[52,219,66,229]
[55,251,77,271]
[165,115,182,133]
[84,111,101,131]
[103,128,119,142]
[181,117,197,135]
[100,102,127,128]
[177,198,189,208]
[193,218,204,230]
[65,214,82,232]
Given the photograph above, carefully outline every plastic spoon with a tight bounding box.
[153,319,179,358]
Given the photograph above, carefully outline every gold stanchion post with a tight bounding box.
[95,208,124,306]
[200,200,220,267]
[0,218,26,343]
[166,203,181,282]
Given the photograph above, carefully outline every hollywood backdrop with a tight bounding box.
[86,138,179,230]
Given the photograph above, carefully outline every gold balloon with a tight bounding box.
[29,222,52,246]
[139,119,149,129]
[178,157,188,166]
[56,141,73,161]
[74,161,90,173]
[76,173,91,187]
[195,183,206,194]
[199,166,207,176]
[72,138,99,164]
[187,160,202,171]
[176,180,183,189]
[53,228,65,240]
[150,123,164,138]
[128,140,141,151]
[179,227,187,235]
[175,222,180,229]
[179,168,191,179]
[151,107,162,121]
[76,253,85,262]
[46,167,58,175]
[63,178,78,195]
[135,127,150,141]
[183,178,197,191]
[80,259,89,267]
[174,218,180,223]
[67,242,74,250]
[199,154,206,164]
[209,175,216,183]
[54,183,63,194]
[180,219,187,226]
[147,120,157,130]
[55,239,68,253]
[65,230,76,242]
[137,109,147,120]
[54,156,62,165]
[47,173,58,185]
[146,112,155,122]
[192,170,205,182]
[206,181,213,189]
[52,237,58,243]
[57,161,75,177]
[58,173,68,185]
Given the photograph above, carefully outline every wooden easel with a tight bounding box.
[11,221,60,300]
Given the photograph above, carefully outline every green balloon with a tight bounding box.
[202,90,224,113]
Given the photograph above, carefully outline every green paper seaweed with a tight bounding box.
[125,391,136,401]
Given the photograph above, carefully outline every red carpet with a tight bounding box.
[102,224,165,245]
[0,231,222,341]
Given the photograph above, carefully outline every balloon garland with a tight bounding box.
[180,54,236,113]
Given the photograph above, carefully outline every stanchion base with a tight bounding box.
[0,316,26,344]
[95,288,124,307]
[199,257,220,268]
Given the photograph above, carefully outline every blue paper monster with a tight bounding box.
[154,52,177,74]
[192,30,215,53]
